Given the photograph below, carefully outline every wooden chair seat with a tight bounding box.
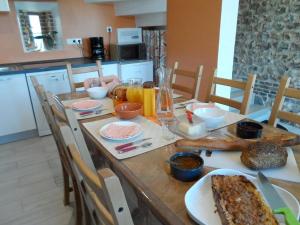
[171,61,204,99]
[268,75,300,127]
[67,60,103,92]
[205,71,256,115]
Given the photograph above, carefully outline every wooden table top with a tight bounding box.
[59,92,300,225]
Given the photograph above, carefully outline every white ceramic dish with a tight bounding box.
[185,102,215,112]
[87,87,108,99]
[185,169,300,225]
[99,121,142,141]
[72,100,103,111]
[193,107,225,129]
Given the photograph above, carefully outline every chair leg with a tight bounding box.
[62,165,70,206]
[72,179,83,225]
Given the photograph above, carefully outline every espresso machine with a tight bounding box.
[89,37,105,60]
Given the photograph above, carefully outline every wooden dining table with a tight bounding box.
[59,92,300,225]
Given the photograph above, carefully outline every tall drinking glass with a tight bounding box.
[126,78,143,103]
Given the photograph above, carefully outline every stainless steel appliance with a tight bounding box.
[110,43,146,61]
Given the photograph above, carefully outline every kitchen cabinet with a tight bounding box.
[0,0,10,12]
[119,61,153,82]
[0,74,36,137]
[27,70,71,136]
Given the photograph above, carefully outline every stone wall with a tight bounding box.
[233,0,300,125]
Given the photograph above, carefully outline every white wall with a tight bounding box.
[216,0,239,109]
[114,0,166,16]
[136,12,166,27]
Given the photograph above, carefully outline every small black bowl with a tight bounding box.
[169,152,204,182]
[236,121,263,139]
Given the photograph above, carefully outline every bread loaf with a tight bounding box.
[211,175,279,225]
[241,142,287,170]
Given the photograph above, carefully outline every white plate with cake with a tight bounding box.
[185,169,300,225]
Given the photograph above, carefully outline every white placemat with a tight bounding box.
[200,148,300,183]
[82,116,182,160]
[62,97,114,120]
[174,99,246,131]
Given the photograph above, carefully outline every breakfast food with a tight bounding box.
[241,142,287,170]
[177,114,207,137]
[211,175,279,225]
[102,123,140,139]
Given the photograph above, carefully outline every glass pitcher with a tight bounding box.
[156,67,175,139]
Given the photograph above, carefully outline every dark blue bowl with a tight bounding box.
[170,152,204,182]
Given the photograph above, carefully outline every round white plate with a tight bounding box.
[99,121,142,141]
[185,169,300,225]
[72,100,103,111]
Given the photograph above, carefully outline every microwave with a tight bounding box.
[117,28,142,45]
[110,43,146,61]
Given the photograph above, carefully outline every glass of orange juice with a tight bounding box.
[126,78,143,103]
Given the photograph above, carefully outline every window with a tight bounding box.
[15,1,63,53]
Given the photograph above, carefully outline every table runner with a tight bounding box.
[83,116,182,160]
[200,148,300,182]
[62,97,114,120]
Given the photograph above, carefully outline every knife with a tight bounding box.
[114,138,152,150]
[257,172,300,225]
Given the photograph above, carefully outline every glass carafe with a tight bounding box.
[156,67,175,140]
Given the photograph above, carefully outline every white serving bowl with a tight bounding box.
[87,87,108,99]
[193,107,225,129]
[186,102,215,112]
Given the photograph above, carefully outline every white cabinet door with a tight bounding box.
[102,64,118,76]
[27,70,70,136]
[120,61,153,82]
[0,74,36,136]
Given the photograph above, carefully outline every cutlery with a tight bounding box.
[118,142,152,154]
[257,172,299,225]
[115,138,152,150]
[79,109,105,117]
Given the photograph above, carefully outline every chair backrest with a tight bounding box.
[59,125,134,225]
[171,61,204,99]
[206,71,257,115]
[64,108,96,170]
[67,60,103,92]
[268,75,300,127]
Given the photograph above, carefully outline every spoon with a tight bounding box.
[118,142,152,154]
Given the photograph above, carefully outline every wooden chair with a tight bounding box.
[268,75,300,127]
[67,60,103,92]
[63,134,134,225]
[33,85,83,225]
[205,71,257,115]
[171,61,204,99]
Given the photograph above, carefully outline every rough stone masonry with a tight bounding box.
[233,0,300,127]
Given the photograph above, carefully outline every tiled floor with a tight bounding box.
[0,136,73,225]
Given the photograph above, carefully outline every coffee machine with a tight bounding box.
[89,37,105,60]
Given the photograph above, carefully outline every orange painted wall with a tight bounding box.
[0,0,135,64]
[167,0,222,100]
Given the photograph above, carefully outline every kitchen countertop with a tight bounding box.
[0,57,151,75]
